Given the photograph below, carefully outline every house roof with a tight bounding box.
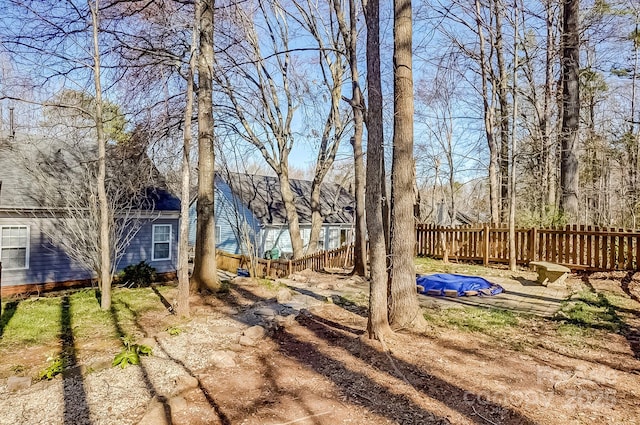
[218,172,355,225]
[0,134,179,212]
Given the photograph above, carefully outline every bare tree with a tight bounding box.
[175,2,199,317]
[214,0,306,258]
[330,0,367,275]
[290,0,349,255]
[508,1,520,272]
[192,0,220,292]
[388,0,426,331]
[364,0,392,340]
[559,0,580,221]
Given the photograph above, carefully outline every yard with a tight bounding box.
[0,260,638,425]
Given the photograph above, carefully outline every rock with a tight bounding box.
[138,398,169,425]
[243,325,266,340]
[275,314,297,328]
[219,306,239,315]
[232,277,257,286]
[168,396,188,412]
[211,350,237,368]
[276,289,292,303]
[228,343,244,351]
[254,307,277,318]
[173,374,199,394]
[238,335,257,347]
[316,282,330,290]
[7,376,31,392]
[289,273,309,282]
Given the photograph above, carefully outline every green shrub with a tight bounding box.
[112,336,153,369]
[119,261,156,287]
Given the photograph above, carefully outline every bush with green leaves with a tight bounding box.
[119,261,156,287]
[112,336,153,369]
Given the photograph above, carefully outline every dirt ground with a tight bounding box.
[0,268,639,425]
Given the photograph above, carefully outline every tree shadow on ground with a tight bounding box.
[0,300,19,338]
[150,285,174,314]
[113,298,232,425]
[109,301,173,424]
[225,284,538,425]
[153,337,232,425]
[60,295,92,425]
[582,272,640,360]
[513,277,542,287]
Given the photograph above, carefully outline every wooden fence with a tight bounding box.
[216,244,355,278]
[416,224,640,271]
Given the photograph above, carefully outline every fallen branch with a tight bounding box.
[472,405,499,425]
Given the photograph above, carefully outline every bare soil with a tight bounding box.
[0,269,639,425]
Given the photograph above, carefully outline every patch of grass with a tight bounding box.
[423,307,520,335]
[0,297,62,345]
[554,290,623,333]
[0,286,170,349]
[414,257,528,279]
[258,278,287,292]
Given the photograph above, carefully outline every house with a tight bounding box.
[0,134,180,295]
[189,172,355,258]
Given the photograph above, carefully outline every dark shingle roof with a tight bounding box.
[0,135,179,211]
[219,172,354,225]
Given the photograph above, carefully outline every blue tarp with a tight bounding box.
[416,273,504,297]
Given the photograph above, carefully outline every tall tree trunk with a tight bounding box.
[279,164,304,258]
[509,2,519,272]
[176,3,199,317]
[308,179,323,253]
[543,0,557,213]
[192,0,220,292]
[348,0,367,276]
[494,0,510,224]
[90,1,111,310]
[475,0,500,226]
[328,0,366,273]
[365,0,392,340]
[559,0,580,222]
[389,0,426,330]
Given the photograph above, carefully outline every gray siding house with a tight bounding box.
[189,173,355,258]
[0,135,180,293]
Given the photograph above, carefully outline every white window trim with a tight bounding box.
[152,224,172,261]
[0,225,30,270]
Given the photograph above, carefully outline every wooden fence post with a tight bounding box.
[266,259,271,278]
[288,260,292,276]
[529,227,538,262]
[483,224,490,266]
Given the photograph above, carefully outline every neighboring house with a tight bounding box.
[434,201,476,226]
[0,134,180,294]
[189,172,355,257]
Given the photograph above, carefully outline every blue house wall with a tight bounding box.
[0,214,178,288]
[189,177,262,255]
[119,217,179,274]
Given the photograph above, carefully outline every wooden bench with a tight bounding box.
[529,261,571,286]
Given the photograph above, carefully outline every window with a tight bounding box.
[328,228,340,249]
[0,225,29,270]
[216,225,221,245]
[152,224,172,261]
[340,229,350,246]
